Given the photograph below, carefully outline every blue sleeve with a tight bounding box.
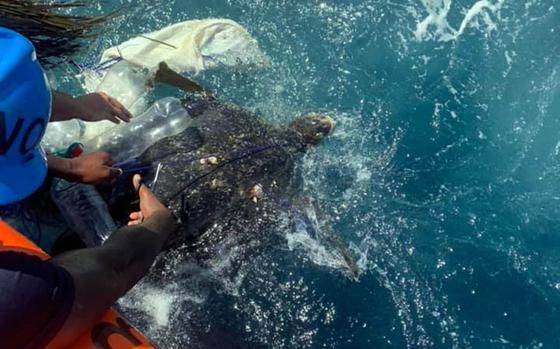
[0,251,75,349]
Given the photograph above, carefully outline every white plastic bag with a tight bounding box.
[99,18,268,75]
[80,18,268,115]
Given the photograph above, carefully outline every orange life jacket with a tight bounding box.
[0,219,155,349]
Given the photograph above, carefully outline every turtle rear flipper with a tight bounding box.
[183,196,283,281]
[154,62,213,97]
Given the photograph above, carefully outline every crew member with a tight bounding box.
[45,89,134,185]
[0,28,176,348]
[1,36,134,251]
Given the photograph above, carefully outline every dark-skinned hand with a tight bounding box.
[71,152,123,185]
[74,92,133,124]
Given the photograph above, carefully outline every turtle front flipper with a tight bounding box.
[305,201,361,282]
[270,193,361,282]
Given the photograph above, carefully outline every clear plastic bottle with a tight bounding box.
[42,96,191,160]
[50,180,117,247]
[49,144,117,247]
[82,97,192,161]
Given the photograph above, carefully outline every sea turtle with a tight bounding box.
[110,65,360,281]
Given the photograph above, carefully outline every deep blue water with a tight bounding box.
[58,1,560,348]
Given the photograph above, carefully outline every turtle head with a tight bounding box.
[289,113,336,146]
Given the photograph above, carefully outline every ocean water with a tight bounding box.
[57,1,560,348]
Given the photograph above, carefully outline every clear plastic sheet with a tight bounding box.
[42,119,85,154]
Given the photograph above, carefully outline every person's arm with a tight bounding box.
[48,175,175,348]
[51,91,132,123]
[47,152,122,185]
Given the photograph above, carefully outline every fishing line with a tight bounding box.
[118,143,285,175]
[168,142,289,202]
[117,139,291,176]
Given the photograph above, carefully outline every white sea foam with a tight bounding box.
[119,284,178,328]
[140,289,175,327]
[415,0,506,42]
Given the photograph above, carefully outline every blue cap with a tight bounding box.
[0,28,51,205]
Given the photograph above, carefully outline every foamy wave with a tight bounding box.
[119,284,178,328]
[415,0,506,42]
